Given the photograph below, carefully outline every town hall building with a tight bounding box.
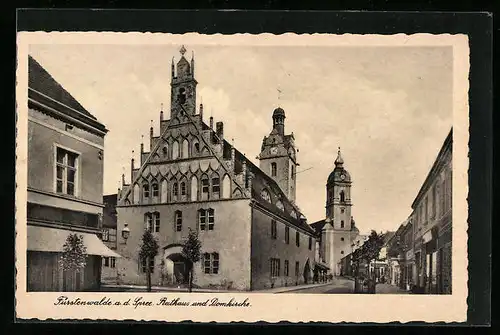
[115,46,317,291]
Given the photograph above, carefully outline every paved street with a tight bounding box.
[375,283,410,294]
[281,277,354,294]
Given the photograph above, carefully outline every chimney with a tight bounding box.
[122,173,125,186]
[216,121,224,142]
[160,103,164,122]
[131,151,135,182]
[140,135,144,154]
[209,116,214,129]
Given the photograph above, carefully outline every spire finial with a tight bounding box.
[335,146,344,166]
[180,45,187,56]
[160,103,164,111]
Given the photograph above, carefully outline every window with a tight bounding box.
[108,229,117,242]
[199,209,215,231]
[270,258,280,277]
[203,252,219,274]
[291,165,295,180]
[56,147,78,195]
[276,200,284,211]
[340,237,344,241]
[154,212,160,232]
[295,231,300,247]
[178,88,186,105]
[152,183,159,197]
[162,145,169,158]
[172,182,178,200]
[284,260,289,276]
[180,182,186,196]
[143,184,150,200]
[285,226,290,244]
[340,220,345,228]
[145,213,153,232]
[193,142,200,154]
[102,229,109,241]
[308,236,312,250]
[295,261,300,277]
[141,257,154,273]
[340,191,345,202]
[261,189,271,202]
[208,209,215,230]
[103,257,116,268]
[271,162,277,177]
[201,175,209,199]
[212,177,220,194]
[341,250,344,255]
[271,219,277,239]
[175,211,182,232]
[341,208,345,214]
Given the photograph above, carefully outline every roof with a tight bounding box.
[28,55,107,134]
[411,128,453,208]
[231,147,315,235]
[273,107,285,118]
[309,219,327,236]
[103,194,118,229]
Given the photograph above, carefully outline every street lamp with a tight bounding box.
[121,222,130,244]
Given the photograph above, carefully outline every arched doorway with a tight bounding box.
[162,244,192,286]
[303,259,311,284]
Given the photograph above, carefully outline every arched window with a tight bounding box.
[178,88,186,105]
[191,176,198,201]
[151,182,159,198]
[162,145,169,158]
[193,141,200,155]
[212,176,220,199]
[180,181,187,199]
[172,182,179,201]
[276,200,284,211]
[143,184,150,202]
[161,180,168,203]
[172,141,179,160]
[260,189,271,202]
[340,190,345,202]
[271,162,277,177]
[182,139,189,159]
[201,174,210,200]
[222,174,231,199]
[133,184,140,204]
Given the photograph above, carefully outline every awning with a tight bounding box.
[314,262,330,270]
[27,225,121,258]
[422,230,433,243]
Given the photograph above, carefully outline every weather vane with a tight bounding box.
[277,87,283,101]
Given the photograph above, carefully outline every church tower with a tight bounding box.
[170,45,197,119]
[258,107,298,202]
[321,148,358,275]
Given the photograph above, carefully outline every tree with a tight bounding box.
[60,234,87,291]
[182,228,202,292]
[139,229,159,292]
[359,230,385,293]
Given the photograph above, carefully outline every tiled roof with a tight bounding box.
[28,56,96,119]
[227,141,314,235]
[28,55,107,134]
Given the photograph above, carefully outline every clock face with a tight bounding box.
[270,147,278,155]
[341,174,346,180]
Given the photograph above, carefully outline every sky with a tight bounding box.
[28,42,453,235]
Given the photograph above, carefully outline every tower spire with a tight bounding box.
[335,146,344,167]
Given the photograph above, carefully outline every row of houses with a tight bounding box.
[385,128,453,294]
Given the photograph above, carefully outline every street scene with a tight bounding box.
[24,41,453,295]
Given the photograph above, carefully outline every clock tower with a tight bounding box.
[258,107,298,202]
[170,45,197,119]
[321,148,357,275]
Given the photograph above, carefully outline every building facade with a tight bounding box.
[115,46,316,291]
[310,149,360,276]
[412,129,453,294]
[101,194,118,283]
[26,56,120,292]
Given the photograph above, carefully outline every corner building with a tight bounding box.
[116,46,316,291]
